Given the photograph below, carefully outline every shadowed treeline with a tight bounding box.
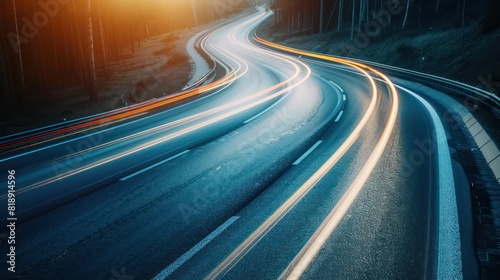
[270,0,497,36]
[0,0,253,122]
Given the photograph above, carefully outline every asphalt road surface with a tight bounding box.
[0,8,468,280]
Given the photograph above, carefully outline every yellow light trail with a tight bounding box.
[0,24,246,153]
[3,13,313,199]
[9,65,311,197]
[279,64,399,280]
[206,30,399,280]
[13,41,296,176]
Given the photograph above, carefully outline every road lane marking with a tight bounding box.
[119,150,190,181]
[208,48,379,280]
[280,66,399,280]
[312,74,343,116]
[0,113,148,163]
[309,60,463,279]
[152,216,240,280]
[1,39,246,157]
[397,86,463,280]
[293,141,323,165]
[243,91,290,124]
[329,81,344,93]
[0,79,234,164]
[343,95,346,102]
[243,65,292,124]
[334,111,344,123]
[3,56,311,198]
[3,33,310,196]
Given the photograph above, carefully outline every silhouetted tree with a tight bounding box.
[482,0,500,32]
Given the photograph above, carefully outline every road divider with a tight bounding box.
[120,150,190,181]
[152,216,240,280]
[334,111,344,123]
[293,141,323,166]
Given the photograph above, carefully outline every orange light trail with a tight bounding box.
[207,29,399,280]
[3,12,313,199]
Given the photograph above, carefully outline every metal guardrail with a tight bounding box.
[253,35,500,117]
[348,57,500,112]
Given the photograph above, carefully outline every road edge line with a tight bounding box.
[398,86,463,280]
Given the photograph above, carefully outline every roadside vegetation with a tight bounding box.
[263,0,500,91]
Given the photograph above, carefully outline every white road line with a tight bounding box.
[343,95,346,102]
[244,64,292,124]
[397,85,463,280]
[293,141,323,165]
[334,111,344,123]
[0,83,231,164]
[120,150,190,181]
[243,91,290,124]
[313,74,343,113]
[328,81,344,93]
[314,62,462,279]
[152,216,240,280]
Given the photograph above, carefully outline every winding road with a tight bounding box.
[0,7,483,280]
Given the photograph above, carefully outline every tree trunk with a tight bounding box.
[320,0,324,34]
[29,0,50,96]
[0,29,13,120]
[351,0,356,41]
[326,0,338,32]
[338,0,343,31]
[419,0,422,28]
[366,0,369,22]
[12,0,26,97]
[98,3,110,79]
[358,0,363,32]
[142,0,150,38]
[191,0,199,26]
[87,0,98,102]
[462,0,465,53]
[130,23,135,54]
[69,12,82,81]
[402,0,411,29]
[62,8,74,80]
[51,13,60,83]
[72,0,91,90]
